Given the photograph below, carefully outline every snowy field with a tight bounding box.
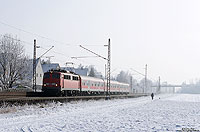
[0,94,200,132]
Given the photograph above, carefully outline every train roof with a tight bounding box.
[45,69,78,75]
[80,75,129,86]
[80,75,104,82]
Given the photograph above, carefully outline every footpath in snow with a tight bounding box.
[0,94,200,132]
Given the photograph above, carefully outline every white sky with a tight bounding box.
[1,0,200,84]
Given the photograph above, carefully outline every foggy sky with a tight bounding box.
[1,0,200,84]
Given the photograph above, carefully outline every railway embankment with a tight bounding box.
[0,92,149,106]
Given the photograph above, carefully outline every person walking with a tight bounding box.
[151,93,154,100]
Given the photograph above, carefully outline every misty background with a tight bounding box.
[1,0,200,93]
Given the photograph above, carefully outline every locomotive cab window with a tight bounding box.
[43,73,50,78]
[52,73,60,79]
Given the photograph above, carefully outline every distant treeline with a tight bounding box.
[180,81,200,94]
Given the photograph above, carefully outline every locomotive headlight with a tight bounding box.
[44,84,46,86]
[56,84,58,86]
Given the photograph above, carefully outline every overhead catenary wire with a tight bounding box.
[0,34,105,69]
[1,34,157,82]
[0,20,72,46]
[0,34,72,61]
[0,21,116,82]
[80,44,107,46]
[130,68,145,76]
[0,20,156,81]
[0,21,107,63]
[0,20,106,48]
[79,45,107,60]
[71,56,100,59]
[130,67,157,83]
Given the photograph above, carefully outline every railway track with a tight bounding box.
[0,92,149,105]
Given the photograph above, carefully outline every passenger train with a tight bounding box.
[42,70,130,96]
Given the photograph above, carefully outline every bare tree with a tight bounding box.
[139,78,153,93]
[88,66,95,77]
[116,70,131,83]
[0,34,29,90]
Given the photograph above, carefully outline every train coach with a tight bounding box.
[42,69,130,96]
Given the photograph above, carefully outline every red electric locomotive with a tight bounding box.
[42,70,130,96]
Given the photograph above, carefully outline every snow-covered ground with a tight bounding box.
[0,94,200,132]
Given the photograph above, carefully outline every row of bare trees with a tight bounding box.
[115,70,154,93]
[0,34,29,90]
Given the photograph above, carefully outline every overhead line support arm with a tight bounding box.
[79,45,107,60]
